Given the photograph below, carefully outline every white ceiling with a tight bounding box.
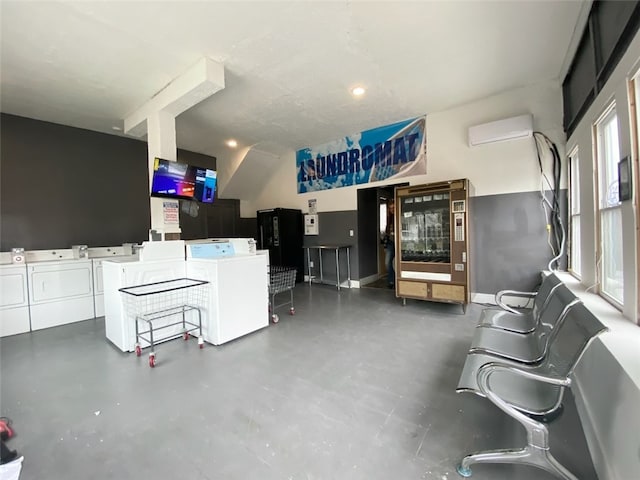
[1,0,588,160]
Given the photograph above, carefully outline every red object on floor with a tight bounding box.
[0,418,14,440]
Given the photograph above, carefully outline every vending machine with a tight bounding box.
[257,208,304,282]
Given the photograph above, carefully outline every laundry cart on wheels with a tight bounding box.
[268,266,297,323]
[119,278,209,367]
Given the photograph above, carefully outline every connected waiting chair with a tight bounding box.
[467,284,579,365]
[456,302,608,479]
[477,272,563,333]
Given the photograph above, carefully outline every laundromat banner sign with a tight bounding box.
[297,116,426,193]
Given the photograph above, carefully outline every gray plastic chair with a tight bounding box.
[468,284,579,364]
[456,302,608,479]
[477,272,563,333]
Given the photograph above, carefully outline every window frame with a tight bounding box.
[594,103,624,308]
[629,72,640,325]
[568,147,581,278]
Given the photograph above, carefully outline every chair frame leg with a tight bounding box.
[457,443,579,480]
[457,363,579,479]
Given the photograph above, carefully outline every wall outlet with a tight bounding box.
[309,261,314,268]
[349,230,354,237]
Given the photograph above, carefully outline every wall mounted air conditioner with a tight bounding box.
[468,114,533,147]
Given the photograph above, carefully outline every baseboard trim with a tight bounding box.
[303,275,359,289]
[471,293,496,305]
[358,273,380,286]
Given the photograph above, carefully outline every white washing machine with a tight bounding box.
[0,263,31,337]
[28,259,94,331]
[186,253,269,346]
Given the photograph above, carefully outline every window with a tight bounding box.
[595,105,623,306]
[568,148,581,277]
[632,73,640,325]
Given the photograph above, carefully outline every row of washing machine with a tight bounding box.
[0,257,125,338]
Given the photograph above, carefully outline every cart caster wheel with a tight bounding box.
[456,464,472,478]
[289,307,295,315]
[272,314,279,324]
[135,344,142,357]
[183,331,190,340]
[0,417,15,440]
[198,336,204,349]
[149,354,156,368]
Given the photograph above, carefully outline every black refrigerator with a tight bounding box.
[257,208,304,282]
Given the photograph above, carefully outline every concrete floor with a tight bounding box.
[1,284,597,480]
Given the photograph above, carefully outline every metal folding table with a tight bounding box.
[304,245,352,290]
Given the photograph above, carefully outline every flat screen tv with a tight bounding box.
[150,158,217,203]
[192,166,217,203]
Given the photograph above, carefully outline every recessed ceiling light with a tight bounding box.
[351,86,366,97]
[226,139,238,148]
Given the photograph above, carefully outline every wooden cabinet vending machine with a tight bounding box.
[395,179,472,310]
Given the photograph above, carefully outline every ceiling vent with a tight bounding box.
[468,114,533,147]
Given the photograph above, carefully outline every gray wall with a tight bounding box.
[181,198,255,241]
[303,211,359,282]
[0,113,253,250]
[1,113,150,250]
[470,190,568,294]
[294,190,567,294]
[204,199,256,239]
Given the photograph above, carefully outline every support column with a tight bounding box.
[147,111,179,238]
[123,57,225,242]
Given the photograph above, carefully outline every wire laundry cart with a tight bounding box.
[268,266,297,323]
[119,278,209,367]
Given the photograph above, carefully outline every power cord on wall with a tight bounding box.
[585,252,603,293]
[533,132,566,272]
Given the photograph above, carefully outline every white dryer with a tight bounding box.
[28,259,94,331]
[0,263,31,337]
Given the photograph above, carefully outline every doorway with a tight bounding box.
[356,182,407,288]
